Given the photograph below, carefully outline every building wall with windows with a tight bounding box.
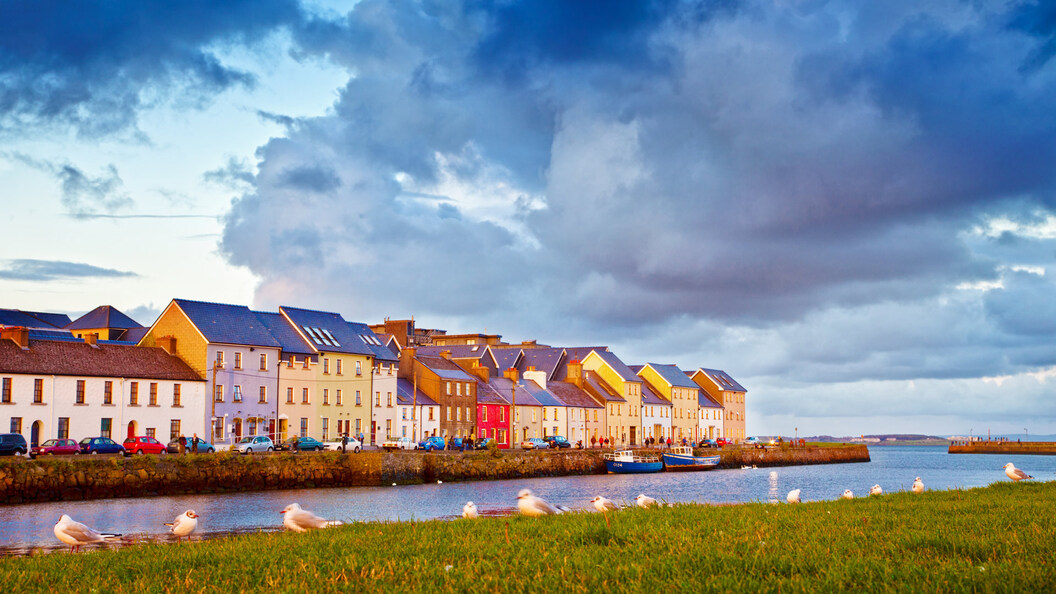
[582,350,644,446]
[369,361,399,443]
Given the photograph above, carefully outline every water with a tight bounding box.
[3,446,1053,552]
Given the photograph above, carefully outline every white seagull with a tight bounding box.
[54,514,121,553]
[1003,462,1034,482]
[280,503,342,533]
[165,510,199,541]
[912,477,925,494]
[591,496,620,513]
[462,501,479,519]
[635,494,659,509]
[841,489,854,500]
[869,484,883,496]
[786,489,801,504]
[517,489,561,517]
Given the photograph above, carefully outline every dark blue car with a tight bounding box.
[418,436,446,451]
[79,437,125,455]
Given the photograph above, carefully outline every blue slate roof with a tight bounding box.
[255,311,316,356]
[519,379,564,407]
[27,328,79,342]
[698,389,723,408]
[417,356,475,381]
[278,306,372,356]
[640,381,671,406]
[417,344,490,360]
[396,378,439,407]
[553,346,606,380]
[347,321,398,362]
[66,305,141,330]
[517,348,564,378]
[591,350,642,383]
[120,327,149,343]
[645,363,698,389]
[489,377,543,407]
[582,371,625,403]
[173,299,281,348]
[694,368,748,393]
[489,347,523,371]
[475,379,510,406]
[0,308,71,329]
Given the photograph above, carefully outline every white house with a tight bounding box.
[395,378,439,441]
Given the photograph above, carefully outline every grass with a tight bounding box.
[2,482,1054,592]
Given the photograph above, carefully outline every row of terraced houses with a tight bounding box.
[0,300,747,449]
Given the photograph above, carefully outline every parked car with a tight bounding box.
[521,438,549,450]
[123,436,167,455]
[544,435,571,449]
[31,438,81,457]
[417,436,446,452]
[79,437,125,455]
[382,437,416,451]
[323,437,363,453]
[744,436,760,445]
[234,435,275,454]
[474,437,494,450]
[0,433,29,456]
[698,438,718,448]
[277,436,326,452]
[166,436,216,454]
[447,437,464,450]
[716,438,730,447]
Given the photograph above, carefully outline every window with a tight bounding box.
[260,353,268,371]
[500,407,505,422]
[33,378,43,403]
[336,359,343,375]
[303,357,309,369]
[173,384,181,406]
[57,417,69,439]
[214,385,223,403]
[76,380,85,404]
[146,428,155,438]
[234,352,242,370]
[387,392,392,407]
[288,356,296,368]
[259,386,267,404]
[286,387,294,404]
[355,418,361,434]
[389,364,394,375]
[130,382,139,405]
[385,419,391,437]
[322,418,330,440]
[355,390,362,406]
[233,385,243,403]
[355,361,362,376]
[215,351,224,368]
[336,389,342,405]
[1,377,10,403]
[100,418,111,438]
[300,418,308,437]
[323,358,330,374]
[170,420,181,440]
[482,407,488,422]
[149,382,158,406]
[302,388,309,404]
[446,407,452,421]
[456,383,461,396]
[456,407,461,422]
[543,408,548,421]
[428,408,435,421]
[593,410,598,422]
[10,417,21,433]
[402,425,407,437]
[466,407,471,422]
[402,407,408,420]
[248,419,257,436]
[446,383,452,395]
[375,392,381,406]
[323,389,330,405]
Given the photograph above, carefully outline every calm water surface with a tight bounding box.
[3,446,1054,552]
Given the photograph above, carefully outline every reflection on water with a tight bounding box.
[1,446,1053,554]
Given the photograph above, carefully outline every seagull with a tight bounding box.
[280,503,342,533]
[841,489,854,500]
[635,494,659,509]
[912,477,925,494]
[437,480,443,484]
[517,489,561,517]
[165,510,199,541]
[869,484,883,496]
[462,501,478,519]
[591,496,620,513]
[786,489,801,504]
[1003,462,1034,482]
[54,514,121,553]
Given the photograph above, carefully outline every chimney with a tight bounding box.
[567,359,584,388]
[156,335,177,355]
[440,350,452,360]
[399,347,417,378]
[523,368,547,389]
[1,326,30,349]
[469,361,490,382]
[84,332,99,347]
[503,367,519,382]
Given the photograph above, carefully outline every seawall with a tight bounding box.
[0,445,869,504]
[949,441,1056,455]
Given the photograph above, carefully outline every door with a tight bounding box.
[267,420,276,441]
[127,421,136,439]
[30,421,41,448]
[630,426,636,446]
[370,421,377,445]
[278,419,288,442]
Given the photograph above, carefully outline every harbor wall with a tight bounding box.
[0,445,869,504]
[949,441,1056,455]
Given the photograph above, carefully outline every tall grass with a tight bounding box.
[2,482,1053,592]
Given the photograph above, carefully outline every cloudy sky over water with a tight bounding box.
[3,0,1056,437]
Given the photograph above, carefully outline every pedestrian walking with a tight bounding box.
[341,433,348,454]
[178,435,187,455]
[191,433,199,454]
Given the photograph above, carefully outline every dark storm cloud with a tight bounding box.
[0,259,137,281]
[9,153,132,216]
[0,0,305,137]
[278,165,342,193]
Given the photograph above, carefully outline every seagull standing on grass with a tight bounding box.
[517,489,561,517]
[869,485,883,496]
[635,494,659,509]
[841,490,854,500]
[786,489,801,504]
[1003,463,1034,482]
[54,514,121,553]
[165,510,199,541]
[462,502,478,519]
[280,503,342,533]
[591,496,620,513]
[912,477,925,494]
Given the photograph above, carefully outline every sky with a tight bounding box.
[2,0,1056,438]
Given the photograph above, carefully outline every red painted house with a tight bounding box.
[466,362,511,448]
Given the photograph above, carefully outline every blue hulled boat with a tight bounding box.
[662,446,720,471]
[603,450,664,474]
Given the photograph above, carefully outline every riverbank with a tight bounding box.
[0,445,869,505]
[949,441,1056,455]
[1,480,1051,591]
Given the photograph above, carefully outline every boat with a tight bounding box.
[602,450,663,474]
[662,446,720,471]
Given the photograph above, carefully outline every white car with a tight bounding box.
[323,437,362,453]
[382,437,417,451]
[234,435,275,454]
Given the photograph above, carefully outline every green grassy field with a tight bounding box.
[2,481,1053,592]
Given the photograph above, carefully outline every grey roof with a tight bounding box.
[475,379,510,406]
[582,371,625,403]
[519,379,564,407]
[278,306,380,358]
[0,308,71,329]
[640,381,671,406]
[694,368,748,393]
[553,346,607,380]
[417,356,475,381]
[172,299,281,348]
[66,305,141,330]
[489,377,543,407]
[347,321,399,362]
[546,381,603,409]
[396,378,439,407]
[517,347,564,378]
[255,311,316,356]
[591,350,642,383]
[489,347,523,371]
[645,363,698,389]
[0,339,203,381]
[119,327,149,343]
[417,344,490,359]
[698,389,723,408]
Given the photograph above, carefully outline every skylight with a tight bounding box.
[321,328,341,347]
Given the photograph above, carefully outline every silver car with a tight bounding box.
[233,435,275,454]
[323,437,362,453]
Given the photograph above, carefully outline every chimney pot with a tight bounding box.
[1,326,30,349]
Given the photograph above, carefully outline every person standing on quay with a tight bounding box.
[178,435,187,455]
[341,433,348,454]
[191,433,198,454]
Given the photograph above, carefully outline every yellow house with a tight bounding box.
[581,350,643,446]
[689,368,747,443]
[635,363,699,442]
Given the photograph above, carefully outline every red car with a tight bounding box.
[31,438,81,458]
[716,438,730,447]
[123,436,167,455]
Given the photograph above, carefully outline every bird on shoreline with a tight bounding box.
[841,490,854,500]
[462,501,478,519]
[786,489,801,504]
[1003,463,1034,482]
[281,503,342,532]
[869,485,882,496]
[635,494,659,509]
[54,514,121,553]
[591,496,619,513]
[912,477,925,494]
[517,489,561,516]
[165,510,199,542]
